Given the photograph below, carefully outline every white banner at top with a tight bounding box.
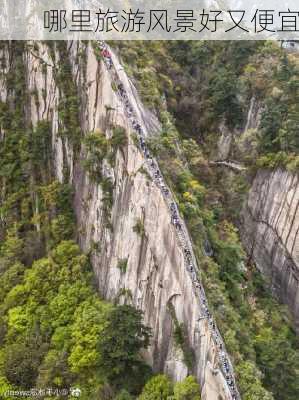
[0,0,299,40]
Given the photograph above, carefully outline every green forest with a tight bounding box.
[0,40,298,399]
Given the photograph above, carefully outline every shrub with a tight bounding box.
[111,126,128,148]
[115,390,133,400]
[138,375,173,400]
[97,305,152,388]
[173,376,201,400]
[108,126,128,167]
[117,258,128,274]
[101,177,114,227]
[133,218,145,237]
[83,131,108,182]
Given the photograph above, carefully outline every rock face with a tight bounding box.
[242,169,299,331]
[0,41,234,399]
[215,93,299,332]
[70,43,233,400]
[216,96,261,161]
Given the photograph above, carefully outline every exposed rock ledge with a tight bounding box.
[241,169,299,332]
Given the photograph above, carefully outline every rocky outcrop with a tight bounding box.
[216,96,262,161]
[242,169,299,331]
[70,43,234,400]
[0,41,236,399]
[217,121,233,161]
[215,94,299,331]
[244,96,262,133]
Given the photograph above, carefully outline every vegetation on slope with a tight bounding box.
[115,40,299,171]
[113,40,299,399]
[0,39,298,399]
[138,375,200,400]
[0,42,156,400]
[145,112,299,400]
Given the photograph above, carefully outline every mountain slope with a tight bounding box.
[0,40,298,400]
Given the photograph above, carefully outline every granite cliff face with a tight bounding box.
[1,38,297,398]
[216,92,299,332]
[0,41,235,400]
[242,169,299,331]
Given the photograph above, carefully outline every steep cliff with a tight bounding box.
[214,90,299,332]
[1,39,298,400]
[220,93,299,332]
[0,41,236,399]
[242,169,299,331]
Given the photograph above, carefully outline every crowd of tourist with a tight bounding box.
[97,41,239,400]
